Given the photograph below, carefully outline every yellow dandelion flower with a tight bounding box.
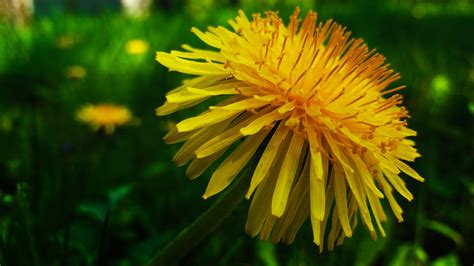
[77,103,133,134]
[56,35,76,49]
[155,8,423,251]
[65,65,87,79]
[125,39,149,55]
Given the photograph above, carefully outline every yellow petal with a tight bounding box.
[209,26,238,44]
[307,128,324,180]
[274,159,310,244]
[246,131,289,238]
[181,44,225,62]
[315,174,335,251]
[309,151,327,221]
[393,143,420,161]
[324,134,371,219]
[203,129,270,199]
[278,102,295,114]
[305,104,321,116]
[163,126,196,144]
[323,132,354,173]
[401,127,417,136]
[173,121,229,166]
[245,169,279,237]
[375,153,400,174]
[240,109,286,136]
[272,132,305,217]
[186,148,228,180]
[232,69,276,88]
[210,97,273,111]
[186,86,238,96]
[339,127,377,150]
[246,122,289,198]
[194,127,242,159]
[191,27,223,48]
[166,75,228,96]
[260,214,277,241]
[339,154,375,232]
[381,167,414,201]
[375,126,406,138]
[281,199,310,244]
[195,108,272,158]
[333,166,352,237]
[170,49,224,63]
[394,159,424,182]
[166,85,239,103]
[166,89,212,103]
[376,171,404,222]
[366,187,387,237]
[311,218,322,246]
[352,154,384,198]
[155,99,207,116]
[284,117,300,127]
[156,52,229,75]
[176,108,241,132]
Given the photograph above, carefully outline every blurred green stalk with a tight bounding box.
[146,164,254,266]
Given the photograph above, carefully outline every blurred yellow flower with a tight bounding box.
[125,39,149,55]
[468,68,474,83]
[156,8,423,250]
[56,35,76,49]
[77,104,133,134]
[0,114,12,132]
[65,65,87,79]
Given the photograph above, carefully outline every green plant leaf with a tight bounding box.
[431,253,461,266]
[389,244,418,266]
[257,241,279,266]
[424,220,463,246]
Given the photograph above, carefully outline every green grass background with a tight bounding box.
[0,0,473,265]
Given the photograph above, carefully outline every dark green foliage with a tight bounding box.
[0,1,472,265]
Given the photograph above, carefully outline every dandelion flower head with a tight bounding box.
[156,7,423,250]
[77,103,133,134]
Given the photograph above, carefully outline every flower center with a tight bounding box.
[287,92,305,106]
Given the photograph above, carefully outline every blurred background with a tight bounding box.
[0,0,473,265]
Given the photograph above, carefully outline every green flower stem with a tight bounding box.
[146,165,254,266]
